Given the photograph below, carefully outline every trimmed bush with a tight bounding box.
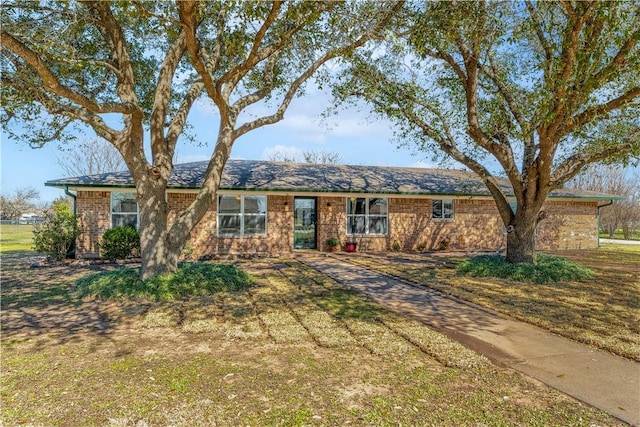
[33,204,82,261]
[456,254,594,284]
[100,226,140,261]
[75,262,255,301]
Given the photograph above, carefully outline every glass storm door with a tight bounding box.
[294,197,317,249]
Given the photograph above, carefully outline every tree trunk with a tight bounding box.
[137,182,183,280]
[505,216,537,264]
[622,225,630,240]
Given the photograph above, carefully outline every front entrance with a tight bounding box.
[294,197,317,249]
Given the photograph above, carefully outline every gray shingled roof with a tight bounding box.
[45,159,621,200]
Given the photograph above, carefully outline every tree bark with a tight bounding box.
[505,213,538,264]
[137,178,182,280]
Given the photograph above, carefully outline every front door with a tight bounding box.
[294,197,317,249]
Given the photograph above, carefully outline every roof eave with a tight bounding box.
[45,182,624,201]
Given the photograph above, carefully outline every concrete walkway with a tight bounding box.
[601,238,640,245]
[300,254,640,426]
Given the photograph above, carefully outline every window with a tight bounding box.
[432,199,454,220]
[218,195,267,236]
[111,192,138,228]
[346,197,388,235]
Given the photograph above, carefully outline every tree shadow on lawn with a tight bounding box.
[349,250,640,361]
[1,255,137,348]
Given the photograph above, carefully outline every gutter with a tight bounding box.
[65,186,77,215]
[597,199,615,248]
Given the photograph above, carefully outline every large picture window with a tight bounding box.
[111,192,138,228]
[218,195,267,236]
[432,199,454,220]
[346,197,388,235]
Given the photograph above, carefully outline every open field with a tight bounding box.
[600,230,640,241]
[0,223,35,252]
[0,252,622,426]
[343,247,639,362]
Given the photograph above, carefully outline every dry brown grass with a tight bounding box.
[342,246,640,362]
[1,254,623,426]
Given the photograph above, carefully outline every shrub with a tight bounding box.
[456,254,594,284]
[33,203,82,261]
[326,237,340,247]
[75,262,255,301]
[100,226,140,261]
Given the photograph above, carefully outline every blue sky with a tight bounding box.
[1,90,442,203]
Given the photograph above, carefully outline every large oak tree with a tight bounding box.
[337,1,640,263]
[1,0,401,278]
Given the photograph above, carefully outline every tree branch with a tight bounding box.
[591,30,640,88]
[231,55,278,113]
[166,80,205,154]
[149,31,189,165]
[178,1,230,125]
[221,1,284,88]
[551,131,639,188]
[233,1,405,139]
[568,86,640,131]
[82,1,141,115]
[525,0,552,69]
[1,31,132,115]
[547,1,598,136]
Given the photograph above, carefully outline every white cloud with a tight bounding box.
[279,112,391,139]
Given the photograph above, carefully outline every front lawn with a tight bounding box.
[343,245,639,362]
[0,255,621,426]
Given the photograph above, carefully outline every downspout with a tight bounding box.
[64,186,77,215]
[65,186,78,258]
[597,199,615,248]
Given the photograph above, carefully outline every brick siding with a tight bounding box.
[74,191,599,258]
[76,191,110,258]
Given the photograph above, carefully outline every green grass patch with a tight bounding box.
[456,254,594,284]
[75,262,254,301]
[599,242,640,254]
[0,224,35,252]
[599,230,640,240]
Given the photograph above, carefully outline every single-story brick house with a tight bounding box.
[45,159,620,259]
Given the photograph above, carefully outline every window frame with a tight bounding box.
[346,197,388,236]
[110,191,139,229]
[431,199,454,221]
[217,194,267,237]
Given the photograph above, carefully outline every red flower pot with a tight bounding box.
[345,242,357,253]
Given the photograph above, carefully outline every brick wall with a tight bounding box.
[385,198,505,252]
[76,191,110,258]
[536,201,598,250]
[74,190,599,258]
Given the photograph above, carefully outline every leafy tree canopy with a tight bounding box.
[1,0,402,277]
[335,0,640,263]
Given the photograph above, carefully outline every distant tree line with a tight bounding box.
[265,149,342,164]
[0,187,72,221]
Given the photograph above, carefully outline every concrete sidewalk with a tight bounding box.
[300,254,640,426]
